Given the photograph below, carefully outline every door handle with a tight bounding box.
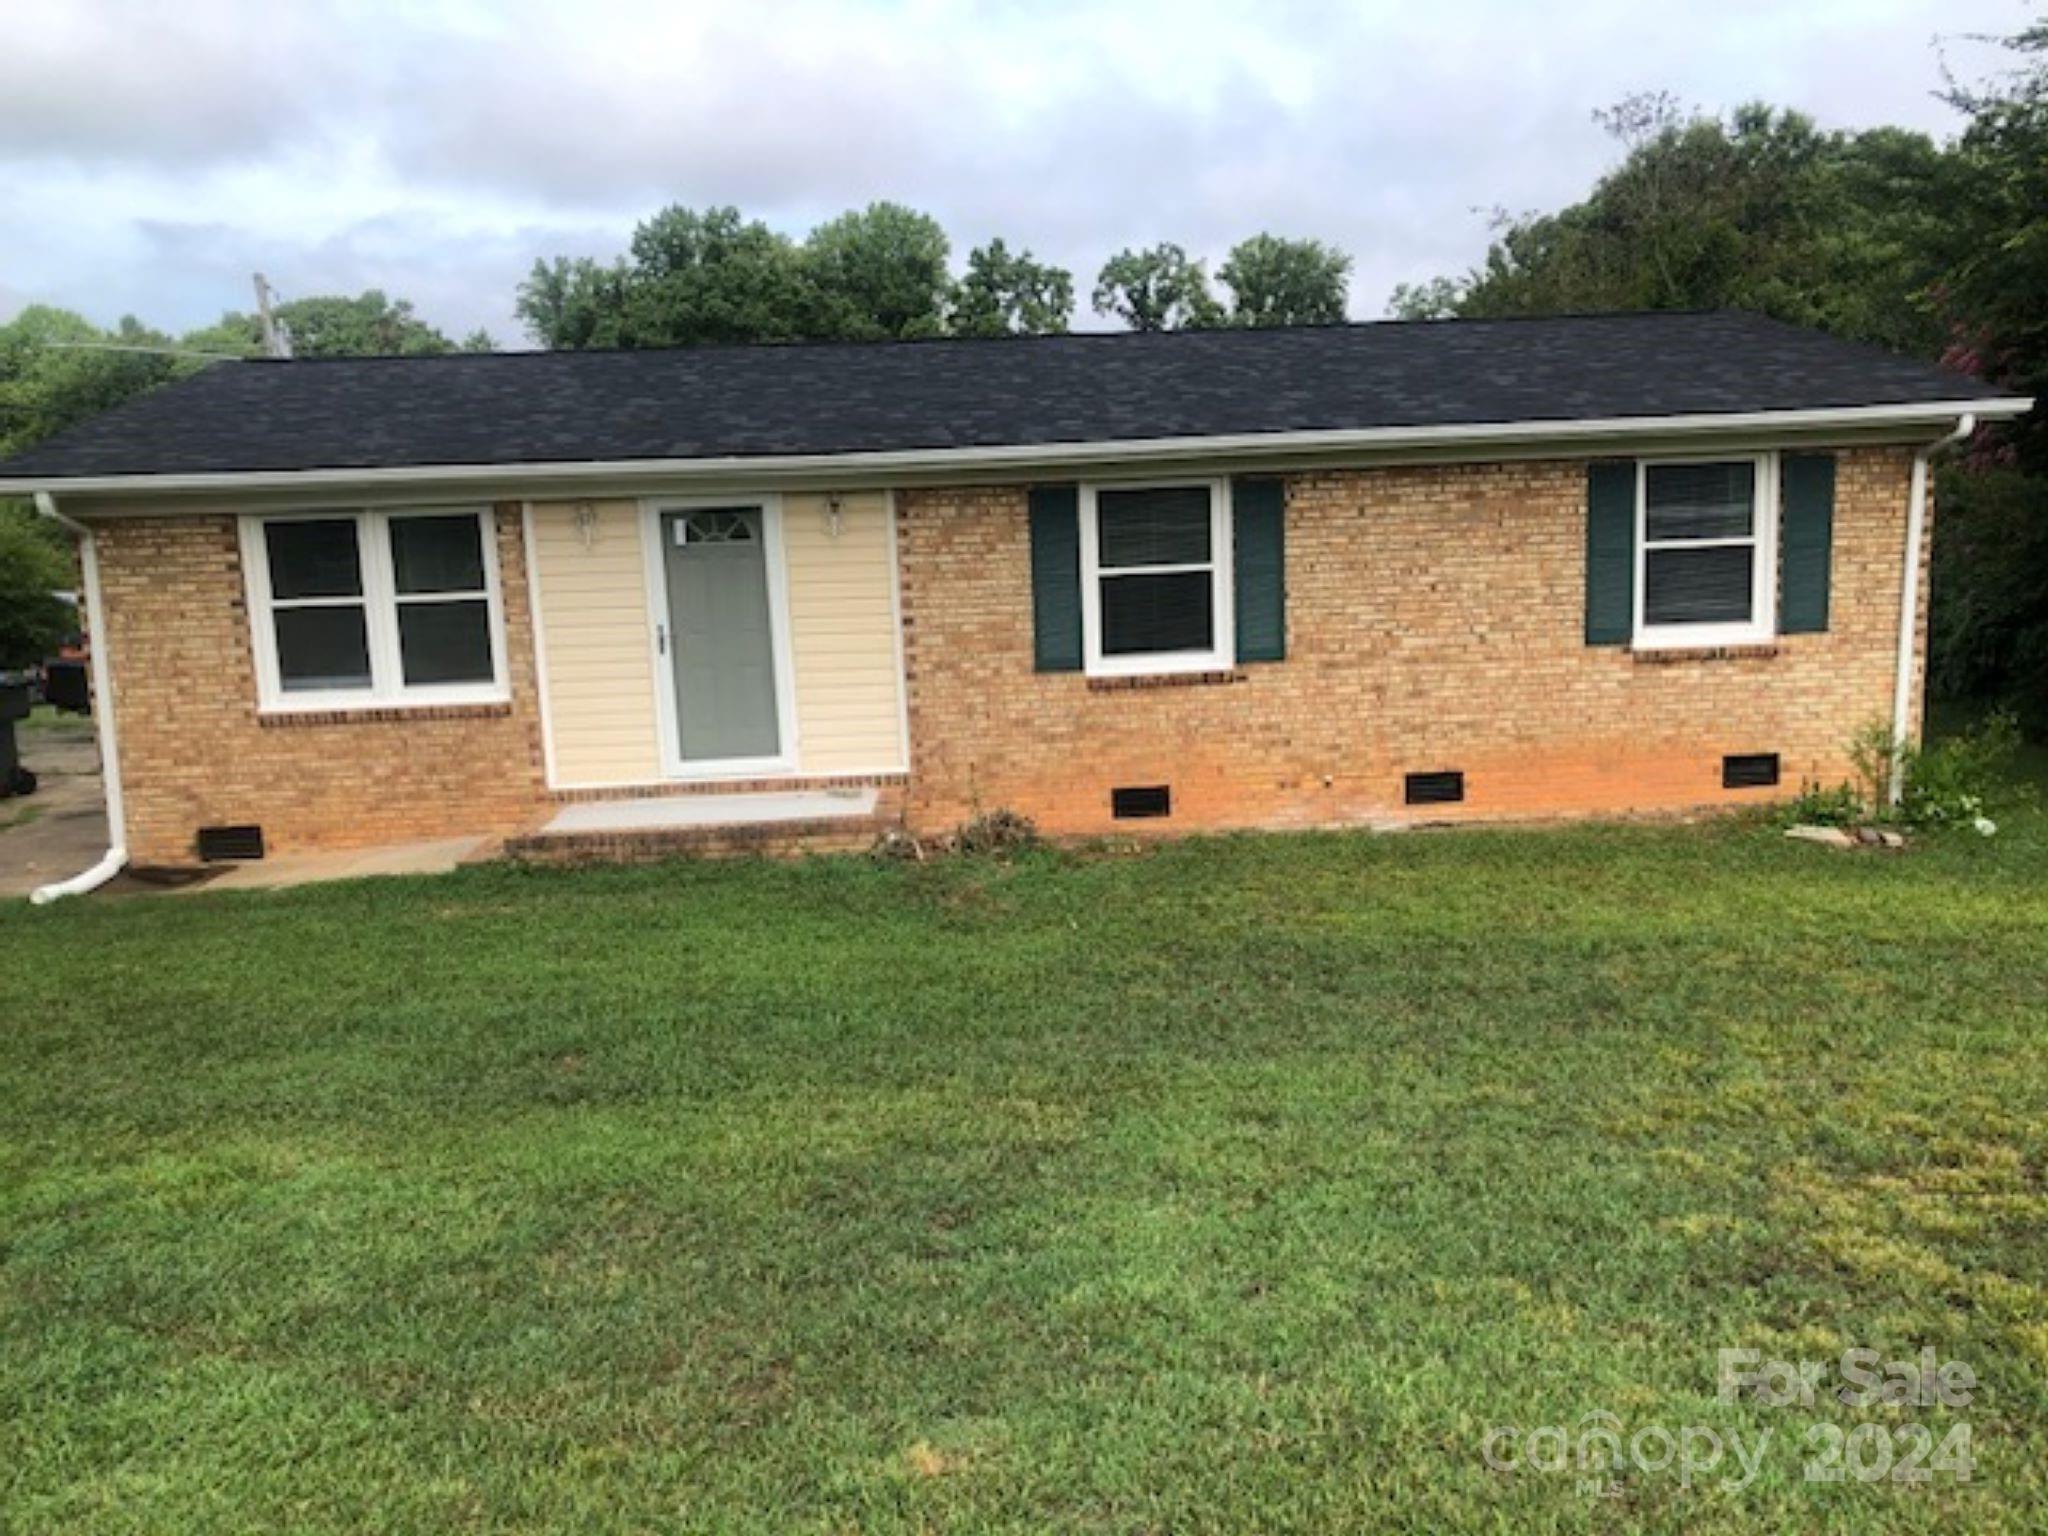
[656,622,668,656]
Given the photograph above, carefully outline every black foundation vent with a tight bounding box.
[196,824,266,862]
[1722,753,1782,789]
[1404,770,1465,807]
[1111,785,1172,820]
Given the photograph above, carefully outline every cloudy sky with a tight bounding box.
[0,0,2024,348]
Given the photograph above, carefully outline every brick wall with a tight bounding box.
[94,505,550,865]
[90,447,1927,862]
[896,449,1925,836]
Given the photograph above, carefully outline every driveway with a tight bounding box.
[1,716,107,899]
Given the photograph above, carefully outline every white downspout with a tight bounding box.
[28,492,128,903]
[1889,413,1976,805]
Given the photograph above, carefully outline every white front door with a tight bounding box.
[647,499,795,777]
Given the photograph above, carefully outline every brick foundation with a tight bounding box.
[895,449,1926,837]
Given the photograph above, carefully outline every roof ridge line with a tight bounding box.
[242,307,1756,365]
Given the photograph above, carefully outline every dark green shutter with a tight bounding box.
[1585,460,1636,646]
[1028,485,1082,672]
[1779,453,1835,634]
[1232,477,1286,663]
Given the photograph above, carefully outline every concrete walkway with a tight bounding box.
[190,836,493,892]
[0,716,108,900]
[3,713,494,900]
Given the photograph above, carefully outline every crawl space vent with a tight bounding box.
[1404,770,1465,806]
[1111,785,1172,820]
[1722,753,1782,789]
[196,824,266,862]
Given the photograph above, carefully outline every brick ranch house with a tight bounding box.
[0,312,2027,889]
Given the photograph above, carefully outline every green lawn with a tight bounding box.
[17,704,82,733]
[3,812,2046,1532]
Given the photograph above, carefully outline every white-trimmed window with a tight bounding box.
[1634,455,1777,649]
[242,509,508,711]
[1080,480,1234,676]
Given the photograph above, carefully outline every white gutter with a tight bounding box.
[1889,414,1978,805]
[28,492,127,903]
[0,397,2029,501]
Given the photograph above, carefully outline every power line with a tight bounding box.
[42,342,244,363]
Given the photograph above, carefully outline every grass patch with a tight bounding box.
[16,705,84,734]
[3,810,2046,1531]
[0,800,44,833]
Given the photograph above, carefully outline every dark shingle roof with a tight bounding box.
[0,311,2011,482]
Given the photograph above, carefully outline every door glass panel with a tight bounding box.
[682,510,756,544]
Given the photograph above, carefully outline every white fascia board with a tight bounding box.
[1,397,2028,505]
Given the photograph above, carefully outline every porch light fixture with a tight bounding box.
[824,492,844,539]
[573,501,599,549]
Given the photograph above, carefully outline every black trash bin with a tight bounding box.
[42,659,90,715]
[0,677,36,798]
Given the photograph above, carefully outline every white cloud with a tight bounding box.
[0,0,2019,343]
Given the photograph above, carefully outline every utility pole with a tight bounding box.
[252,273,293,359]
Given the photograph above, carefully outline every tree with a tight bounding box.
[0,307,195,458]
[274,291,463,356]
[1219,235,1351,326]
[620,205,827,345]
[1092,244,1224,331]
[1387,276,1462,321]
[1384,96,1955,357]
[1933,17,2048,468]
[3,293,470,473]
[802,202,952,340]
[516,257,635,350]
[1929,466,2048,734]
[187,289,467,358]
[518,203,957,348]
[949,239,1074,337]
[1924,18,2048,730]
[0,502,74,669]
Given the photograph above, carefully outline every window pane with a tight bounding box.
[398,599,494,685]
[390,514,486,595]
[275,606,371,691]
[1098,486,1211,568]
[1644,546,1754,626]
[1645,462,1754,541]
[266,519,362,599]
[1101,571,1214,656]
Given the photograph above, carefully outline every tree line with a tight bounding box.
[512,209,1350,347]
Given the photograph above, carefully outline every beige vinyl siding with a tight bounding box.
[783,492,908,774]
[529,500,661,786]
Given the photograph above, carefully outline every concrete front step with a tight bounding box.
[504,787,892,865]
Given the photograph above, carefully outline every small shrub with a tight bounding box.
[1806,712,2034,834]
[1905,712,2030,829]
[1778,780,1863,828]
[869,828,927,862]
[870,809,1042,862]
[951,808,1039,857]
